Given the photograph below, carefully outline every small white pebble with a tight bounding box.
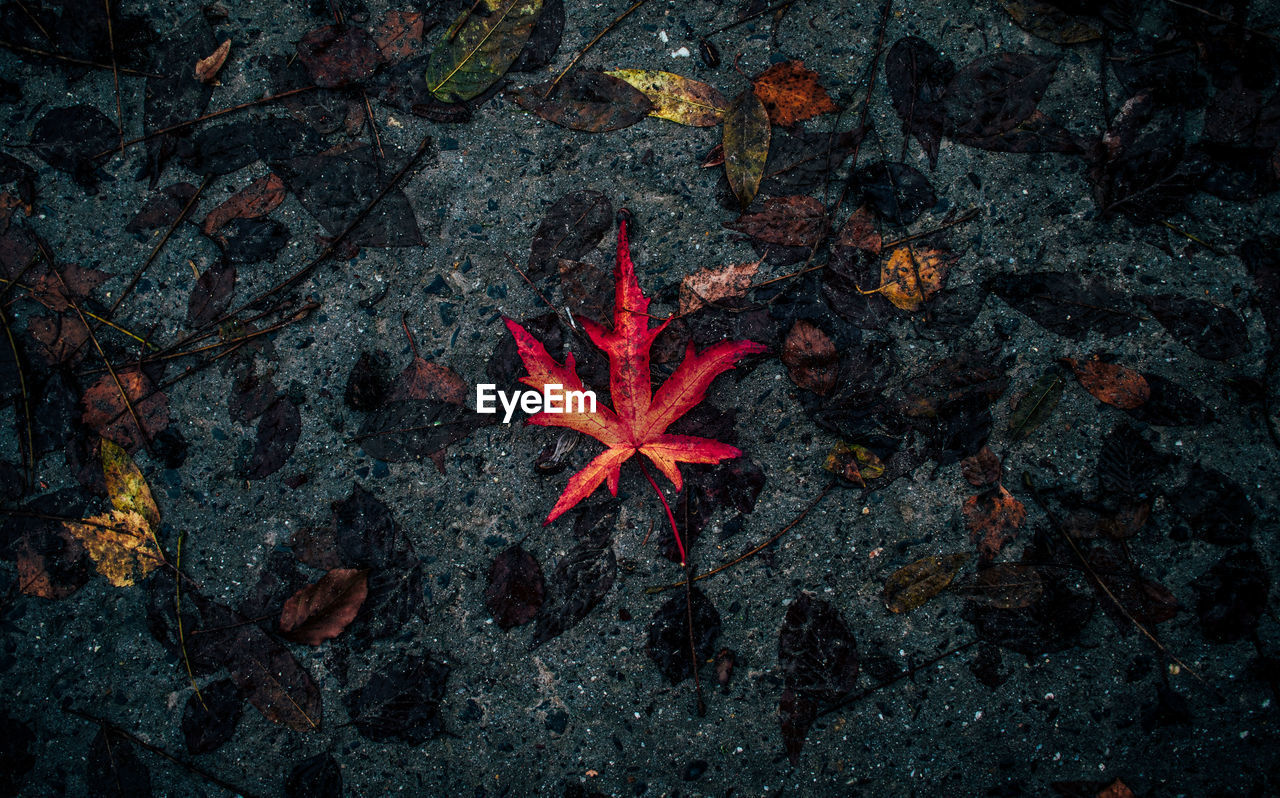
[670,46,691,57]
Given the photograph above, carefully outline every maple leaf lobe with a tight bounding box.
[506,210,766,524]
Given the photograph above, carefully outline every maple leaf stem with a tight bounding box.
[638,461,685,566]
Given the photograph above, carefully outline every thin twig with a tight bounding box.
[646,480,835,594]
[102,0,124,154]
[91,86,316,160]
[819,640,979,717]
[174,530,205,709]
[504,253,558,314]
[109,175,209,318]
[0,307,33,490]
[0,40,160,76]
[543,0,652,96]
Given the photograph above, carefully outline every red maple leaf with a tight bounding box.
[505,211,766,561]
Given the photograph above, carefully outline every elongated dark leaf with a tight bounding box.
[777,592,858,763]
[1008,369,1065,440]
[1124,373,1213,427]
[142,32,214,184]
[213,218,290,264]
[31,106,115,190]
[724,195,828,247]
[646,586,720,684]
[532,504,617,647]
[510,70,653,132]
[187,262,236,327]
[356,399,489,470]
[285,753,343,798]
[485,544,545,629]
[943,53,1059,140]
[882,553,970,613]
[346,653,450,743]
[723,88,771,207]
[1194,549,1270,643]
[987,271,1140,339]
[1139,294,1248,361]
[425,0,544,102]
[885,36,953,168]
[243,396,300,480]
[853,161,936,226]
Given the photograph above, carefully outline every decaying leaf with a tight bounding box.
[195,39,231,83]
[963,485,1026,563]
[201,173,286,235]
[63,440,164,587]
[1009,370,1065,440]
[509,70,652,132]
[723,89,771,207]
[960,446,1001,487]
[605,69,727,127]
[485,544,545,629]
[297,24,384,88]
[751,60,837,127]
[781,320,838,395]
[647,586,720,684]
[279,568,369,644]
[885,37,954,168]
[1064,355,1150,410]
[678,260,760,314]
[998,0,1102,45]
[822,442,885,486]
[864,246,952,311]
[777,592,858,763]
[528,189,611,275]
[883,553,971,613]
[953,563,1046,609]
[724,195,829,247]
[426,0,545,102]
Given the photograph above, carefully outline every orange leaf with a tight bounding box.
[201,174,286,236]
[279,568,369,645]
[1064,355,1150,409]
[867,246,951,311]
[963,485,1026,562]
[678,260,760,315]
[195,39,231,83]
[751,60,837,127]
[506,212,766,527]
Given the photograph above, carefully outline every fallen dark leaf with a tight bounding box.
[953,563,1046,609]
[1008,369,1065,440]
[485,544,546,629]
[346,653,450,743]
[279,568,369,644]
[885,36,954,168]
[187,262,236,327]
[387,356,467,404]
[963,485,1027,563]
[201,173,287,236]
[285,753,343,798]
[1193,549,1270,643]
[646,585,720,684]
[882,552,970,613]
[344,351,389,411]
[142,32,215,184]
[181,679,244,755]
[678,260,760,315]
[961,446,1001,487]
[1082,542,1179,629]
[509,70,653,132]
[998,0,1102,45]
[185,120,261,175]
[356,399,488,470]
[723,88,771,207]
[1138,294,1249,361]
[1170,464,1255,545]
[781,320,838,395]
[229,366,278,423]
[30,105,115,190]
[963,556,1094,655]
[298,24,384,88]
[1064,354,1150,410]
[1124,373,1212,427]
[532,504,617,647]
[126,182,199,233]
[852,161,936,226]
[81,369,170,454]
[943,52,1059,140]
[425,0,544,102]
[1096,423,1166,501]
[242,396,301,480]
[995,272,1137,341]
[0,713,35,795]
[777,592,858,763]
[527,189,611,276]
[724,195,828,247]
[510,0,563,73]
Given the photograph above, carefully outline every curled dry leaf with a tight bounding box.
[723,89,771,208]
[751,60,837,127]
[864,246,951,311]
[678,260,759,315]
[883,553,971,613]
[822,441,884,486]
[1063,355,1150,410]
[201,173,286,235]
[723,195,829,247]
[195,39,232,83]
[781,320,838,395]
[960,446,1001,487]
[279,568,370,645]
[963,485,1026,563]
[605,69,727,127]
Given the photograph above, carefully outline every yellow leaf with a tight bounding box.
[722,89,771,208]
[64,510,162,587]
[869,246,950,311]
[101,438,160,532]
[604,69,727,127]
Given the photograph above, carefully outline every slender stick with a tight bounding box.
[543,0,651,96]
[646,480,835,594]
[174,530,205,709]
[819,640,978,717]
[102,0,124,154]
[108,175,210,318]
[0,40,159,76]
[0,307,34,490]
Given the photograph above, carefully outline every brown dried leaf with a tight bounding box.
[388,358,467,405]
[279,568,369,645]
[1064,355,1150,410]
[956,563,1046,609]
[723,195,829,247]
[963,485,1026,563]
[960,446,1001,487]
[80,369,170,453]
[883,553,971,613]
[372,10,425,64]
[195,39,232,83]
[678,260,760,315]
[751,60,837,127]
[835,206,881,255]
[485,544,545,629]
[781,320,837,395]
[201,174,286,235]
